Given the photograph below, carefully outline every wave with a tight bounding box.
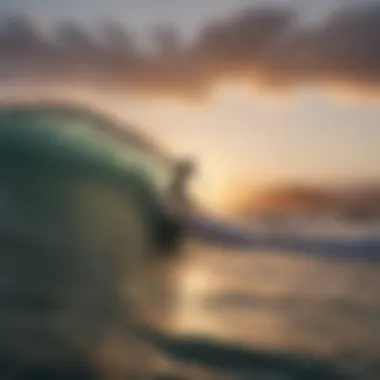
[190,215,380,261]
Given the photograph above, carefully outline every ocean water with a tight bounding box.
[0,171,378,380]
[143,233,380,380]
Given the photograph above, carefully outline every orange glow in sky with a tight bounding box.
[1,82,380,213]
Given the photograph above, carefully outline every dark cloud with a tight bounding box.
[261,2,380,87]
[0,15,45,56]
[1,2,380,97]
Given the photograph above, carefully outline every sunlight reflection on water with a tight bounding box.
[153,240,380,361]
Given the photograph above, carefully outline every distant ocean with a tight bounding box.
[190,214,380,261]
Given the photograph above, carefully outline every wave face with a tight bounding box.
[0,168,155,374]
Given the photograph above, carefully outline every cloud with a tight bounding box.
[233,182,380,220]
[260,2,380,88]
[1,2,380,98]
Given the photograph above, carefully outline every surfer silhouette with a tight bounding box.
[169,159,196,217]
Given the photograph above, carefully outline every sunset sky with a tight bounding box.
[0,0,379,210]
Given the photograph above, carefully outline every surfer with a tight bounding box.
[169,158,196,217]
[155,158,196,254]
